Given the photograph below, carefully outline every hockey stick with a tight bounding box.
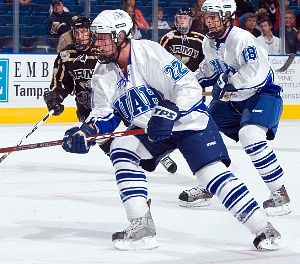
[203,91,212,96]
[0,110,54,163]
[0,128,146,154]
[275,54,296,73]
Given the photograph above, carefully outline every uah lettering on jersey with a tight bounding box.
[209,59,236,75]
[113,85,162,122]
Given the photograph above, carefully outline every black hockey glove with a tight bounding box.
[147,100,179,142]
[62,122,97,154]
[212,72,237,100]
[44,90,64,116]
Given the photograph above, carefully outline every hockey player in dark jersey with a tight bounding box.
[43,16,177,173]
[44,16,96,123]
[160,7,205,72]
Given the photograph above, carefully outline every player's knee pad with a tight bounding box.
[239,125,267,149]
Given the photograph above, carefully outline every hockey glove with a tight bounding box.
[44,91,64,116]
[62,122,97,154]
[147,100,179,142]
[212,72,237,100]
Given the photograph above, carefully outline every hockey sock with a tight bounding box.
[239,125,284,191]
[110,146,149,221]
[196,162,267,234]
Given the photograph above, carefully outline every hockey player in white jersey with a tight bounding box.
[61,9,282,251]
[179,0,291,216]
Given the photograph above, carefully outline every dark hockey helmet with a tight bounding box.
[72,16,93,51]
[174,7,193,34]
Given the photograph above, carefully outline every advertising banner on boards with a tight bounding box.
[0,54,299,122]
[0,54,73,108]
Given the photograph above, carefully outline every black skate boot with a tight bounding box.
[160,155,177,174]
[178,185,213,207]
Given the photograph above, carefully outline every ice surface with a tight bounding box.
[0,121,299,264]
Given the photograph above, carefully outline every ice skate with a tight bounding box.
[112,211,158,251]
[178,186,213,207]
[263,185,291,216]
[160,155,177,174]
[253,222,282,250]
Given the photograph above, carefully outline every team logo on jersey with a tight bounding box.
[163,59,189,82]
[209,59,236,75]
[70,68,94,80]
[60,51,70,59]
[242,46,258,63]
[78,54,87,63]
[170,45,199,58]
[113,85,162,121]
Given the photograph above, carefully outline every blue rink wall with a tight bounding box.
[0,54,299,124]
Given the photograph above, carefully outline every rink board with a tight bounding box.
[0,54,299,123]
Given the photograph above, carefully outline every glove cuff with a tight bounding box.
[80,122,98,137]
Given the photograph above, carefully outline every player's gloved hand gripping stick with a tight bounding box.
[212,71,237,100]
[62,122,98,154]
[0,128,146,154]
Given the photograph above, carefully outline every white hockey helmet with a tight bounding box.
[90,9,133,44]
[202,0,236,20]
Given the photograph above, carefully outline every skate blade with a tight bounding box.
[178,199,211,208]
[265,203,291,216]
[113,236,158,251]
[256,238,283,251]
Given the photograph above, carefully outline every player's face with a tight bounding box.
[204,12,224,35]
[176,15,191,28]
[93,33,117,58]
[74,28,91,46]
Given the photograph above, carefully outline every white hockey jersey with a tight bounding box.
[88,39,209,133]
[195,26,281,101]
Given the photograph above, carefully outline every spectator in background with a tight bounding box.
[273,0,296,30]
[236,0,256,17]
[258,0,276,25]
[236,0,256,29]
[122,0,150,29]
[151,7,170,29]
[49,2,69,14]
[49,0,77,36]
[193,0,205,9]
[192,7,206,32]
[123,4,142,39]
[245,13,261,37]
[257,18,280,54]
[275,10,299,53]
